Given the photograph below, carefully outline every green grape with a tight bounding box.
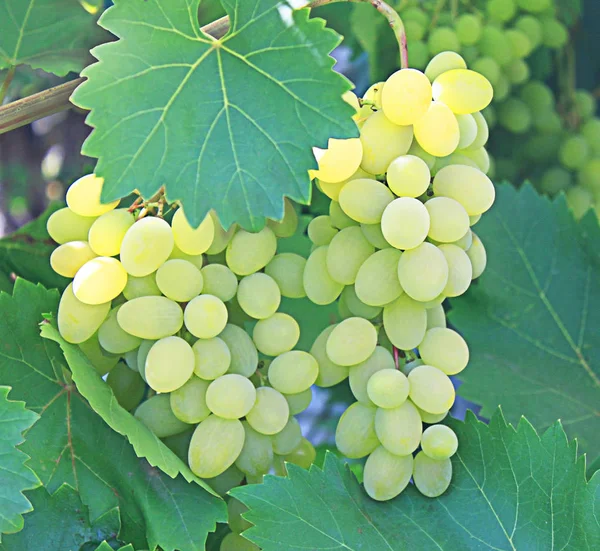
[452,227,473,251]
[155,259,203,302]
[264,253,306,299]
[402,358,423,376]
[326,317,377,366]
[122,273,161,300]
[359,110,414,174]
[136,339,155,381]
[354,248,403,307]
[162,428,194,462]
[272,417,302,455]
[360,223,391,249]
[517,0,550,12]
[58,283,110,344]
[433,70,493,115]
[124,348,138,371]
[341,286,382,320]
[541,18,568,49]
[226,227,277,275]
[433,165,495,216]
[283,437,316,470]
[312,325,349,388]
[375,400,422,455]
[579,159,600,191]
[381,68,432,126]
[367,369,409,409]
[559,135,590,170]
[88,208,134,257]
[46,207,97,245]
[431,153,479,176]
[329,199,359,229]
[467,232,487,279]
[349,346,395,404]
[506,29,532,58]
[363,446,413,501]
[135,394,190,438]
[145,336,195,393]
[219,324,259,377]
[405,19,425,41]
[425,197,470,243]
[492,76,510,104]
[515,15,543,49]
[184,294,228,338]
[206,212,236,255]
[284,387,312,415]
[192,337,231,380]
[426,304,447,329]
[98,305,141,354]
[169,244,205,270]
[566,186,594,220]
[479,26,512,66]
[421,424,458,460]
[460,45,480,65]
[235,421,273,477]
[408,139,437,169]
[237,273,281,319]
[327,227,377,286]
[220,533,259,551]
[170,376,211,423]
[381,197,430,250]
[339,179,394,224]
[188,415,245,478]
[106,361,145,411]
[387,155,431,198]
[582,119,600,154]
[253,313,299,356]
[407,40,430,71]
[50,241,97,278]
[414,101,460,157]
[498,98,532,134]
[73,257,127,305]
[335,402,379,458]
[268,351,319,394]
[397,242,449,302]
[427,27,460,56]
[538,167,572,195]
[402,6,428,25]
[419,327,469,375]
[207,464,245,497]
[227,497,252,535]
[120,217,174,277]
[267,198,298,238]
[171,208,214,255]
[487,0,516,22]
[205,374,256,419]
[408,365,455,414]
[505,59,530,85]
[307,215,338,246]
[118,296,183,339]
[199,264,238,302]
[471,57,501,86]
[455,14,482,46]
[246,386,289,435]
[458,147,491,174]
[439,244,472,297]
[467,112,489,151]
[78,331,120,375]
[415,403,448,424]
[66,174,119,217]
[520,81,555,111]
[456,114,478,150]
[413,451,452,497]
[310,138,363,184]
[383,294,427,350]
[303,246,344,305]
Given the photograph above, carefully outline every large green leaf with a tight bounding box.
[0,0,107,76]
[0,280,226,551]
[449,185,600,464]
[0,387,40,541]
[71,0,357,230]
[232,410,600,550]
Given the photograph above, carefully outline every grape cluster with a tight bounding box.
[306,54,495,500]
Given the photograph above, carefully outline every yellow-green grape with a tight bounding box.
[122,273,161,300]
[326,227,375,285]
[264,253,306,299]
[227,498,252,535]
[78,332,120,375]
[120,217,174,276]
[326,317,377,367]
[283,437,317,470]
[237,273,281,319]
[425,197,470,243]
[272,417,302,455]
[456,114,478,150]
[363,446,413,501]
[72,257,127,305]
[308,215,338,246]
[329,199,359,229]
[424,51,467,82]
[171,208,214,255]
[381,198,430,250]
[235,421,273,477]
[415,403,448,424]
[184,294,228,338]
[207,464,245,497]
[337,293,353,320]
[397,242,449,302]
[341,286,382,320]
[66,174,119,216]
[145,336,194,392]
[206,374,257,419]
[414,101,460,157]
[355,248,403,307]
[421,425,458,460]
[433,69,494,114]
[98,306,141,354]
[219,324,258,377]
[168,244,204,269]
[367,369,409,409]
[360,223,390,249]
[206,212,236,255]
[46,207,97,244]
[188,415,245,478]
[413,450,452,497]
[375,400,422,455]
[426,304,447,329]
[318,167,374,201]
[311,325,348,388]
[359,111,414,174]
[268,351,319,394]
[421,294,446,309]
[381,68,432,125]
[267,198,298,238]
[246,386,290,435]
[387,155,431,198]
[199,264,237,302]
[88,208,134,256]
[136,339,155,381]
[124,348,138,371]
[452,228,473,251]
[349,346,395,404]
[50,241,97,278]
[469,213,481,226]
[161,428,194,462]
[343,89,361,117]
[431,153,479,177]
[433,165,495,216]
[408,139,437,170]
[226,227,277,275]
[303,246,344,305]
[106,361,145,411]
[170,376,211,424]
[338,179,394,224]
[408,365,455,414]
[117,296,183,339]
[284,388,312,415]
[438,244,472,297]
[467,112,489,150]
[192,337,231,380]
[459,147,491,174]
[220,533,259,551]
[335,402,379,458]
[253,313,299,356]
[383,294,427,350]
[155,259,203,302]
[467,232,487,278]
[419,327,469,375]
[134,394,190,438]
[310,138,363,183]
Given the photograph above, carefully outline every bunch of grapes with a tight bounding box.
[307,52,495,501]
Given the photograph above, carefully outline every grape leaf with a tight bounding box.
[94,544,136,551]
[449,184,600,465]
[0,0,108,76]
[0,279,226,551]
[232,410,600,550]
[71,0,357,230]
[0,484,119,551]
[0,387,40,541]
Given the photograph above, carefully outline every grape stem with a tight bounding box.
[393,346,400,369]
[0,66,16,105]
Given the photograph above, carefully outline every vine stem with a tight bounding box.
[0,66,16,105]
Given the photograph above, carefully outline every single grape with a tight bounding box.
[559,135,590,170]
[517,0,551,13]
[46,207,97,245]
[487,0,516,22]
[387,155,431,198]
[426,304,447,330]
[433,70,493,115]
[206,374,256,419]
[200,264,238,302]
[349,346,395,404]
[413,451,452,497]
[329,199,359,229]
[375,400,422,455]
[355,248,403,307]
[311,325,349,388]
[170,376,211,424]
[192,337,231,380]
[341,286,382,320]
[381,197,430,250]
[407,40,430,71]
[66,174,119,217]
[307,215,338,246]
[360,223,391,249]
[122,273,161,300]
[408,365,455,414]
[579,159,600,191]
[268,351,319,394]
[438,244,473,297]
[50,241,97,278]
[106,362,145,411]
[363,446,413,501]
[415,403,448,424]
[515,16,543,50]
[455,15,482,46]
[117,296,184,339]
[335,402,379,458]
[419,327,469,375]
[264,253,306,299]
[478,26,513,66]
[566,186,594,220]
[381,68,432,125]
[326,227,375,285]
[498,98,532,134]
[467,112,489,151]
[506,29,532,59]
[88,208,134,257]
[433,165,495,216]
[98,306,142,354]
[458,147,491,174]
[156,259,203,302]
[455,113,478,150]
[428,27,460,56]
[73,257,128,305]
[421,424,458,460]
[541,18,568,49]
[219,324,259,377]
[414,101,460,157]
[467,232,487,279]
[326,317,377,366]
[310,138,363,184]
[207,464,245,497]
[246,386,290,435]
[452,226,473,251]
[226,227,277,275]
[253,313,300,357]
[367,369,409,409]
[272,417,302,455]
[284,388,312,415]
[78,332,120,375]
[135,394,190,438]
[425,197,470,243]
[145,336,195,393]
[235,421,273,477]
[397,242,449,302]
[283,437,316,470]
[168,244,205,269]
[206,212,236,255]
[227,497,252,535]
[267,198,298,238]
[120,217,174,277]
[471,57,501,87]
[339,178,394,224]
[383,294,427,351]
[184,294,228,338]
